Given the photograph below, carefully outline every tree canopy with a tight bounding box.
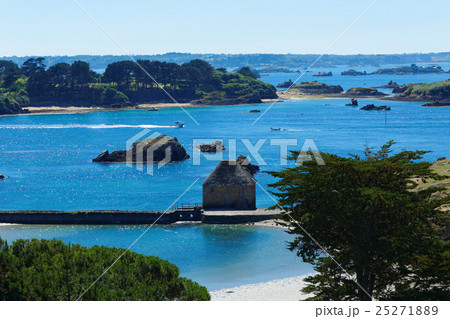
[0,237,210,301]
[268,141,450,301]
[0,57,277,115]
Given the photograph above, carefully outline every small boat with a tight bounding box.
[148,107,159,111]
[174,121,185,128]
[271,127,281,131]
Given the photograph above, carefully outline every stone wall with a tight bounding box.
[203,185,256,210]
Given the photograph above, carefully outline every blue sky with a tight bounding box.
[1,0,449,56]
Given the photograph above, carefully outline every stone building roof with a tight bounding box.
[202,160,256,186]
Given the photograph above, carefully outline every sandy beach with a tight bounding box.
[1,99,281,117]
[209,275,314,301]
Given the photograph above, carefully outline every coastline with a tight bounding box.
[209,274,314,301]
[1,94,448,119]
[0,99,279,118]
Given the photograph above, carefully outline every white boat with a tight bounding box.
[148,107,159,111]
[174,121,185,128]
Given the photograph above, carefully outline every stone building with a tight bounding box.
[202,160,256,210]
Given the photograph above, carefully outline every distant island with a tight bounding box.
[2,52,449,70]
[313,71,332,77]
[258,67,299,73]
[341,69,367,76]
[0,58,277,115]
[370,64,448,75]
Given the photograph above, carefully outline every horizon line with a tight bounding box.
[1,51,450,59]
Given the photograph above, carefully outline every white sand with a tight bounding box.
[209,275,314,301]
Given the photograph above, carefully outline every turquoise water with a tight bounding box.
[0,223,310,290]
[0,98,449,210]
[0,68,449,288]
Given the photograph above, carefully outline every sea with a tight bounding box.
[0,63,449,290]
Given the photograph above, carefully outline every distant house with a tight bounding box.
[202,160,256,210]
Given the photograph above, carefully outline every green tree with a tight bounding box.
[0,237,210,301]
[268,141,450,301]
[236,66,260,79]
[71,60,93,85]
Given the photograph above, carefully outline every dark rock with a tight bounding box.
[192,92,262,105]
[422,100,450,107]
[0,174,4,180]
[437,157,446,161]
[377,80,399,89]
[93,135,190,163]
[194,140,225,153]
[313,71,332,77]
[359,104,391,111]
[237,155,260,176]
[276,79,294,88]
[345,98,358,106]
[341,69,367,76]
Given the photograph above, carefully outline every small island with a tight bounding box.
[370,64,448,75]
[341,69,367,76]
[313,71,332,77]
[286,81,343,95]
[343,87,385,97]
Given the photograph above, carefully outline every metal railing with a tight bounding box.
[171,203,203,211]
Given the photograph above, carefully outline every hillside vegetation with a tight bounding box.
[0,58,276,115]
[0,237,210,301]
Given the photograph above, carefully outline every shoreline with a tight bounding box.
[0,99,279,118]
[209,274,314,301]
[1,94,448,118]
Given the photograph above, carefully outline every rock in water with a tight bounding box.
[93,135,190,163]
[237,155,260,176]
[195,140,225,153]
[345,98,358,106]
[0,174,4,180]
[359,104,391,111]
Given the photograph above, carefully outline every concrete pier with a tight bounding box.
[0,208,280,225]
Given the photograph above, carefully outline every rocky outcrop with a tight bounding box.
[393,85,411,94]
[0,174,5,180]
[313,71,332,77]
[93,135,190,163]
[377,80,399,89]
[422,100,450,107]
[359,104,391,111]
[237,155,260,176]
[276,80,294,88]
[194,140,225,153]
[341,69,367,76]
[343,87,385,97]
[345,98,358,106]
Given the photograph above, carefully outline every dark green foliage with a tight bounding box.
[236,67,260,79]
[268,141,450,300]
[0,237,210,301]
[0,57,276,113]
